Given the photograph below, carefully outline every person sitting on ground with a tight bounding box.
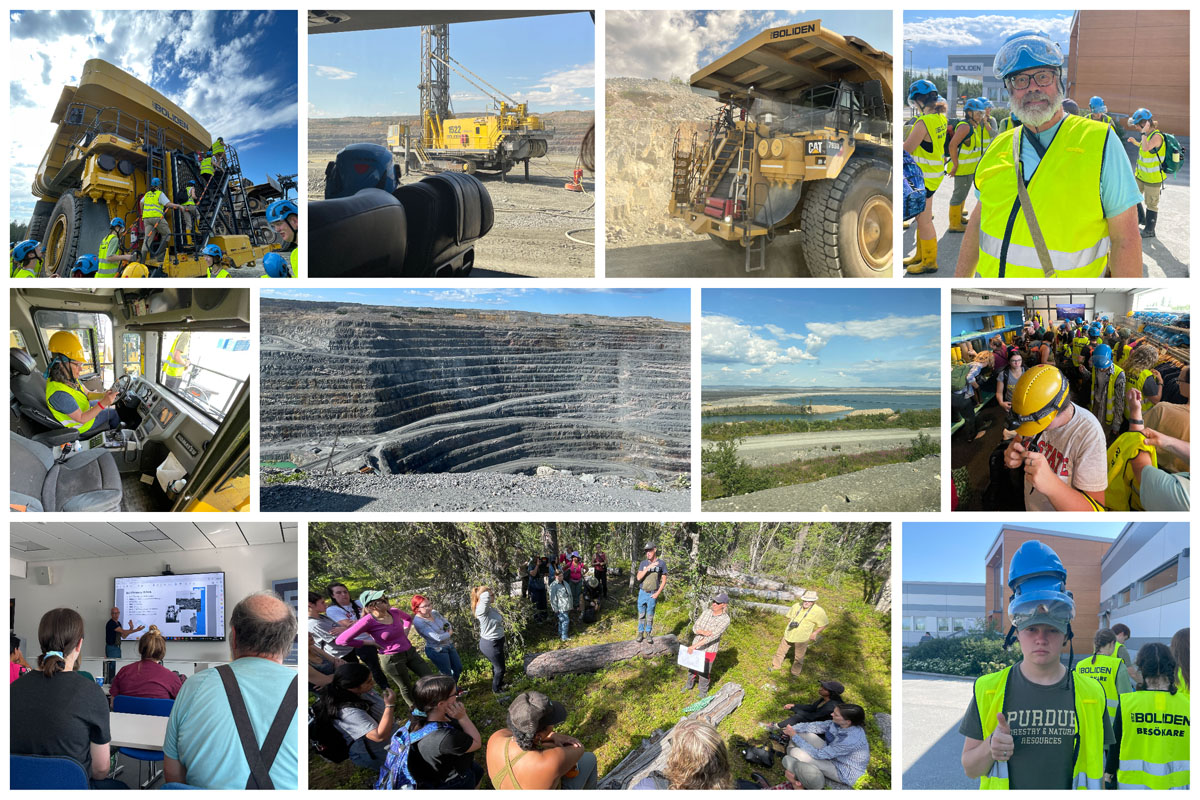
[1170,628,1189,696]
[996,350,1026,439]
[632,717,733,789]
[775,680,845,728]
[163,591,299,789]
[1104,642,1189,788]
[110,625,183,700]
[383,674,484,789]
[411,595,463,681]
[549,569,573,642]
[312,663,396,770]
[308,592,361,674]
[486,690,597,789]
[10,608,125,789]
[335,590,434,709]
[581,576,603,623]
[749,758,826,790]
[309,632,342,690]
[10,634,30,683]
[784,703,871,787]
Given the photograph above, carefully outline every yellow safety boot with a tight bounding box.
[948,204,965,232]
[902,242,924,266]
[906,238,939,275]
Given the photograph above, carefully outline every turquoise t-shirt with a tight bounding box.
[162,657,298,789]
[976,115,1141,218]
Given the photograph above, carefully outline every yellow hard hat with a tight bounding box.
[47,331,87,363]
[1010,364,1070,436]
[122,262,149,279]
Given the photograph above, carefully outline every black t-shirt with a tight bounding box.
[105,619,120,647]
[583,583,602,602]
[11,670,111,774]
[409,722,478,789]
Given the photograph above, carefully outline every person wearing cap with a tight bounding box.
[1125,109,1166,239]
[549,569,573,642]
[955,31,1142,278]
[486,690,597,789]
[471,586,508,694]
[1077,343,1127,439]
[632,717,733,789]
[959,540,1113,789]
[1003,365,1107,511]
[682,594,731,694]
[784,703,870,787]
[581,575,603,623]
[772,590,828,677]
[334,590,433,710]
[776,680,845,729]
[635,544,668,644]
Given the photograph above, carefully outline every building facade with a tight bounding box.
[1099,522,1189,655]
[902,581,986,647]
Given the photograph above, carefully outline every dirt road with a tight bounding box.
[606,236,817,277]
[706,427,940,467]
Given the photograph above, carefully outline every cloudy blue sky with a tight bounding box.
[9,10,298,220]
[702,288,940,388]
[309,13,594,118]
[260,288,691,323]
[607,10,892,82]
[903,11,1074,75]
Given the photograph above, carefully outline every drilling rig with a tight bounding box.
[387,24,551,181]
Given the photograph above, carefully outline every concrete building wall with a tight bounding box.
[1099,522,1190,655]
[1067,10,1189,136]
[902,581,986,646]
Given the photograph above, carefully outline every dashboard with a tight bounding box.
[127,377,214,470]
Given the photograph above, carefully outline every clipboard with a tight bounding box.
[676,645,708,672]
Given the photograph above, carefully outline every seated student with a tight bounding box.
[632,717,732,789]
[110,625,183,700]
[747,758,825,790]
[11,608,125,789]
[11,634,31,683]
[952,352,993,442]
[380,674,484,789]
[486,690,597,789]
[775,680,845,728]
[164,592,299,790]
[312,663,397,771]
[309,632,342,690]
[784,703,871,787]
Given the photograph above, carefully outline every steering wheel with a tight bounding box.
[114,373,134,403]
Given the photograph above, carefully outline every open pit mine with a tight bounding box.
[259,300,691,512]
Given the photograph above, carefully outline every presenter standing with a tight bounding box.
[105,607,145,658]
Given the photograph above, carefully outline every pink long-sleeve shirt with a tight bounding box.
[334,607,415,655]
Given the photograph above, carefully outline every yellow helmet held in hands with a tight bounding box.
[122,262,149,278]
[47,331,87,363]
[1010,364,1070,436]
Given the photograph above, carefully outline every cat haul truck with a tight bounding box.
[387,24,551,181]
[27,59,279,277]
[669,20,893,277]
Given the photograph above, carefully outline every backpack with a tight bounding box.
[581,605,597,623]
[901,150,927,221]
[308,707,350,764]
[1160,132,1185,175]
[951,363,972,391]
[375,720,452,790]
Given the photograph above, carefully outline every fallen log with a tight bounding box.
[598,683,746,789]
[523,634,680,679]
[742,601,792,616]
[714,584,798,602]
[708,568,790,592]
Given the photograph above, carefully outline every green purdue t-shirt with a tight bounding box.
[959,663,1115,789]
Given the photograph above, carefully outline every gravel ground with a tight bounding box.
[707,427,940,467]
[261,471,689,512]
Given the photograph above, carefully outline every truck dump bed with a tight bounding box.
[689,20,893,102]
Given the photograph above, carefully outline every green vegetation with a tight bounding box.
[702,403,818,417]
[701,436,941,501]
[263,470,307,484]
[702,408,939,441]
[309,523,892,790]
[903,633,1022,677]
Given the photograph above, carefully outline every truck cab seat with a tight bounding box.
[309,189,408,277]
[393,172,493,277]
[10,348,70,442]
[10,432,123,513]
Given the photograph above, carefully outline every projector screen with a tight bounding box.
[114,572,226,642]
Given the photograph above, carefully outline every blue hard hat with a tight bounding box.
[1089,96,1106,113]
[12,239,40,261]
[983,98,995,108]
[150,177,162,189]
[110,217,125,228]
[907,79,937,103]
[73,254,99,276]
[965,98,987,113]
[1130,108,1153,125]
[326,142,396,199]
[201,244,223,260]
[266,199,298,224]
[1007,540,1074,632]
[1088,324,1102,337]
[1104,324,1116,335]
[993,30,1065,80]
[1091,344,1113,369]
[262,251,291,278]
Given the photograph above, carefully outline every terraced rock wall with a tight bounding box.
[260,301,690,476]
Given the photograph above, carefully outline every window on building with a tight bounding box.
[953,618,966,632]
[1140,559,1179,597]
[902,617,913,631]
[938,618,950,632]
[1119,585,1133,606]
[914,617,926,631]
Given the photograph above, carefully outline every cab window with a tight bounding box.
[158,330,250,422]
[122,333,144,377]
[33,309,115,385]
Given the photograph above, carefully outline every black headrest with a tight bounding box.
[309,188,408,277]
[11,347,35,376]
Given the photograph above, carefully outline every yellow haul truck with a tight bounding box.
[387,24,551,181]
[670,20,893,276]
[28,59,278,277]
[10,287,251,512]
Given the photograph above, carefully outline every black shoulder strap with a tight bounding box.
[216,664,298,790]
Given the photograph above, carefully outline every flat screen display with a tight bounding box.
[114,572,226,641]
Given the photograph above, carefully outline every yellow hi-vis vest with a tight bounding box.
[1090,364,1124,425]
[163,335,187,378]
[1074,654,1124,716]
[973,665,1107,790]
[201,156,214,176]
[912,113,947,191]
[184,188,197,207]
[11,258,35,278]
[212,139,225,155]
[1000,117,1017,133]
[1135,129,1165,185]
[45,380,96,434]
[975,115,1111,278]
[1072,335,1090,359]
[1105,431,1156,511]
[1131,369,1156,414]
[97,233,122,278]
[291,247,298,277]
[143,190,166,220]
[953,121,985,177]
[1116,690,1190,789]
[1177,669,1188,696]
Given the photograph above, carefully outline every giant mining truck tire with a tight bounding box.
[799,156,892,278]
[43,191,111,277]
[27,200,56,243]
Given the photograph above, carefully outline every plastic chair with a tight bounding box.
[113,695,174,789]
[10,754,90,789]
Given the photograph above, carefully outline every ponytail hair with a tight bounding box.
[409,674,457,732]
[1135,641,1178,694]
[36,608,84,678]
[1092,628,1117,663]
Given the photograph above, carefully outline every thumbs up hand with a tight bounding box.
[990,713,1014,762]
